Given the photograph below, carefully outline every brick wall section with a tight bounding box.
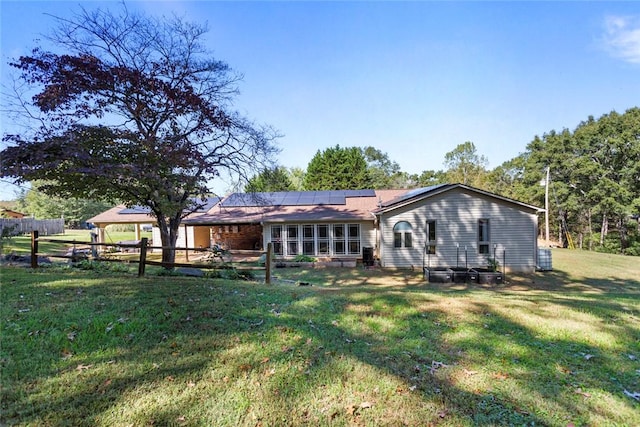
[211,223,263,250]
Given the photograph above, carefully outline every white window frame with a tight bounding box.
[393,221,413,248]
[303,224,315,255]
[478,219,490,254]
[425,220,436,254]
[317,224,330,255]
[348,224,361,255]
[271,225,283,255]
[286,224,299,256]
[332,224,346,255]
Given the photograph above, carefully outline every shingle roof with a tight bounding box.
[184,189,406,225]
[87,197,219,225]
[88,185,543,227]
[373,183,543,214]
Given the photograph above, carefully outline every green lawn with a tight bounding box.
[1,249,639,426]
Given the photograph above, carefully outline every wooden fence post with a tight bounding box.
[90,232,98,258]
[184,224,189,262]
[138,238,148,277]
[31,230,39,269]
[265,242,272,284]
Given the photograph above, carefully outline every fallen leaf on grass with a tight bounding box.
[97,379,112,394]
[492,372,509,380]
[61,349,73,360]
[574,388,591,398]
[430,361,449,375]
[67,332,77,341]
[76,364,93,371]
[359,401,372,409]
[463,369,478,376]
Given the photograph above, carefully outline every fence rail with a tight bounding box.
[1,218,65,236]
[29,231,272,282]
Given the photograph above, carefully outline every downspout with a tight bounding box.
[372,211,382,267]
[369,211,379,266]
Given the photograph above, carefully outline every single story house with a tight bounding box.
[89,184,543,272]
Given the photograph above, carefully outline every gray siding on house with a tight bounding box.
[379,188,538,272]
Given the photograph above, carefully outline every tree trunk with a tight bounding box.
[619,215,628,253]
[600,214,608,246]
[587,209,593,250]
[558,209,567,248]
[157,215,179,269]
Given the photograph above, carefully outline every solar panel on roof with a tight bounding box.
[298,195,315,202]
[119,206,151,214]
[313,193,334,205]
[380,184,449,208]
[189,197,220,212]
[352,189,375,197]
[221,189,378,207]
[222,193,255,207]
[119,196,220,214]
[280,193,300,205]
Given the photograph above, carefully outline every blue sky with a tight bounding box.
[1,1,639,200]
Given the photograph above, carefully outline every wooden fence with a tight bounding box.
[29,231,273,283]
[1,218,65,236]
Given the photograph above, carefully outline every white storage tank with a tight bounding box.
[537,248,552,271]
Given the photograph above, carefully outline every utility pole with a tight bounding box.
[545,166,550,246]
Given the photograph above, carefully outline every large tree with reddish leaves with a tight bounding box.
[1,5,278,266]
